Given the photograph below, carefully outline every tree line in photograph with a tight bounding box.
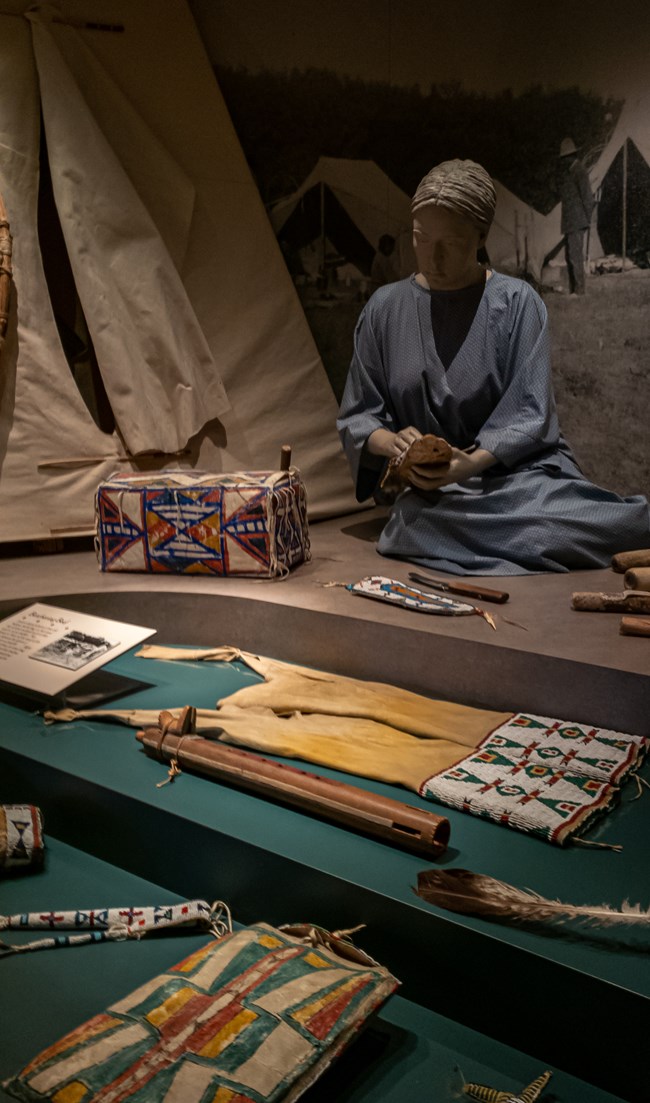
[215,65,620,212]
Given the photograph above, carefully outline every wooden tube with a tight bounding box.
[620,616,650,637]
[611,549,650,573]
[137,721,450,859]
[572,592,650,613]
[623,567,650,592]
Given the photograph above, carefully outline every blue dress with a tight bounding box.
[337,272,650,575]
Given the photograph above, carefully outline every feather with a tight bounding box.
[415,868,650,929]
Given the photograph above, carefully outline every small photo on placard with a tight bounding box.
[31,631,117,672]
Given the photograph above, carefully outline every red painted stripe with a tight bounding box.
[303,978,369,1040]
[91,946,307,1103]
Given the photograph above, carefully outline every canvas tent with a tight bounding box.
[271,156,559,284]
[269,156,414,279]
[0,0,356,543]
[538,93,650,275]
[587,92,650,260]
[487,180,559,282]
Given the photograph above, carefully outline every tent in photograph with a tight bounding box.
[0,1,356,543]
[539,93,650,276]
[270,156,560,284]
[269,157,413,280]
[587,92,650,261]
[487,180,558,282]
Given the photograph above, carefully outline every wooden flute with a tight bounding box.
[137,710,450,858]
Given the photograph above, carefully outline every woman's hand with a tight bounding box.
[366,426,423,459]
[409,447,496,490]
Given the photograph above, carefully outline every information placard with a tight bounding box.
[0,603,155,699]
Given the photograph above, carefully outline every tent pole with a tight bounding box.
[622,140,628,268]
[320,181,326,285]
[0,189,12,358]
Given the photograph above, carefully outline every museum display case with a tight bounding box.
[1,571,647,1102]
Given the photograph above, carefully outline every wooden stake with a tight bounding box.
[620,616,650,637]
[623,567,650,592]
[611,549,650,573]
[0,191,13,356]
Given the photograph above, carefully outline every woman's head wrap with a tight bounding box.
[411,159,496,231]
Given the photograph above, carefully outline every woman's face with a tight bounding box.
[412,204,486,290]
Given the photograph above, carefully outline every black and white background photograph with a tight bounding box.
[190,0,650,496]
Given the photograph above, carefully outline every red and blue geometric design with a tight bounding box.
[95,471,310,577]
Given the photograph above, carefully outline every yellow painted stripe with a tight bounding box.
[199,1008,258,1058]
[258,934,283,949]
[175,941,217,973]
[292,976,359,1025]
[303,952,331,969]
[146,986,195,1027]
[52,1083,88,1103]
[210,1087,238,1103]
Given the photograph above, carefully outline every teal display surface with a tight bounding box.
[0,838,212,1100]
[1,647,647,986]
[0,838,626,1103]
[0,645,648,1098]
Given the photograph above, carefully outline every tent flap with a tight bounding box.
[30,13,230,456]
[0,1,358,542]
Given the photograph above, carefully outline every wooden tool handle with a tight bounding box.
[623,567,650,592]
[409,572,509,604]
[611,548,650,573]
[572,592,650,613]
[445,580,509,604]
[138,724,450,858]
[620,616,650,637]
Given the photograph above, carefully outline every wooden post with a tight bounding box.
[320,180,326,285]
[0,191,13,356]
[622,139,628,267]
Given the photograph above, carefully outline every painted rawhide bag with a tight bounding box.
[0,805,44,874]
[95,469,310,577]
[4,922,398,1103]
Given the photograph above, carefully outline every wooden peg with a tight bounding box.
[620,616,650,637]
[611,548,650,573]
[280,444,292,471]
[623,567,650,591]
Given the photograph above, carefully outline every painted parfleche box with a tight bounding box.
[95,470,310,577]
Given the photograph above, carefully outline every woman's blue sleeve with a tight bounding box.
[336,306,396,501]
[476,287,561,466]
